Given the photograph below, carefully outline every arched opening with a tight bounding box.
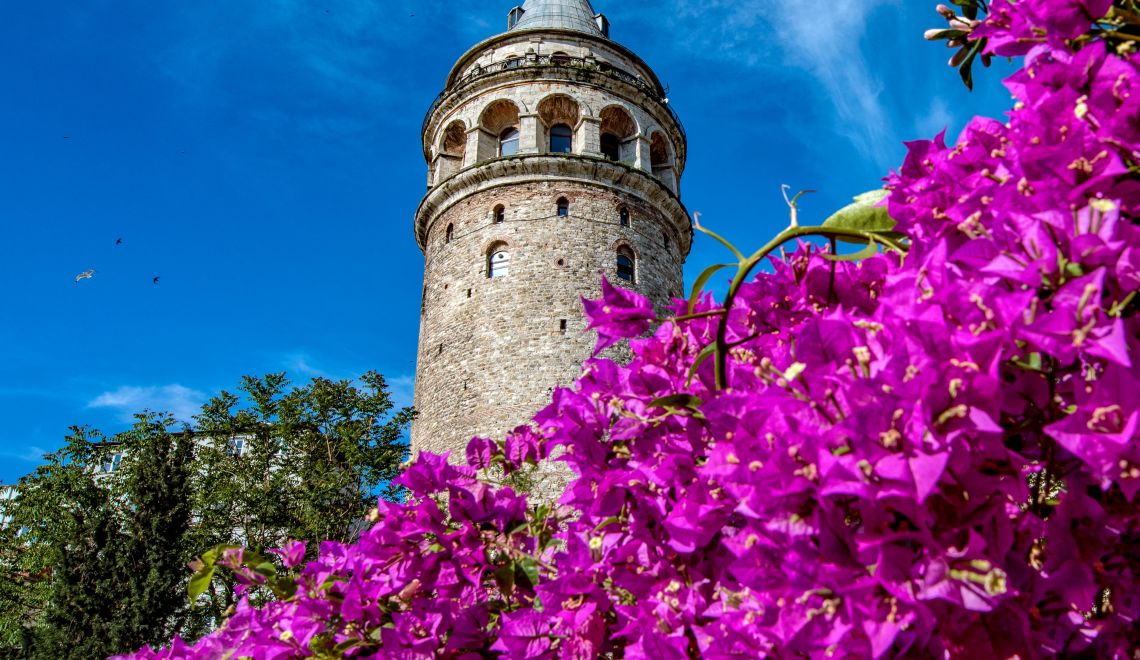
[493,205,506,224]
[488,245,510,279]
[557,197,570,217]
[550,124,573,153]
[499,127,520,156]
[445,223,454,243]
[662,232,670,249]
[616,249,636,283]
[551,51,573,65]
[650,131,676,190]
[538,95,580,154]
[478,99,521,161]
[435,120,467,184]
[619,207,630,227]
[600,133,621,160]
[600,105,637,163]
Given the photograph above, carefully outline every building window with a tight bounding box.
[100,452,123,474]
[493,205,505,224]
[550,123,573,153]
[445,223,454,243]
[619,207,630,227]
[557,197,569,217]
[499,127,520,157]
[507,6,524,29]
[226,438,245,457]
[600,133,621,161]
[616,250,636,283]
[551,51,572,65]
[489,249,510,278]
[663,232,670,249]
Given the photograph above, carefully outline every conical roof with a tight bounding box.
[509,0,604,37]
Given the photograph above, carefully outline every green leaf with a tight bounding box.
[516,557,540,589]
[695,224,745,262]
[688,263,735,314]
[958,39,984,91]
[822,190,898,244]
[823,241,879,262]
[593,516,621,533]
[648,393,704,412]
[686,343,718,388]
[188,564,216,602]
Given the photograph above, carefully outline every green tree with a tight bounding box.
[0,372,414,652]
[186,372,414,629]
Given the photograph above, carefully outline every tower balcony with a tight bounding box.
[421,55,685,163]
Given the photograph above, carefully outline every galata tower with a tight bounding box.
[411,0,690,458]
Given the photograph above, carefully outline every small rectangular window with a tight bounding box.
[560,319,568,334]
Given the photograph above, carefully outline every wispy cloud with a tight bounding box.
[281,352,332,379]
[613,0,899,167]
[88,384,206,423]
[913,96,956,141]
[387,374,415,410]
[0,445,48,464]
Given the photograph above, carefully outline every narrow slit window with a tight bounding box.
[445,223,454,243]
[493,205,506,224]
[560,319,568,334]
[619,207,630,227]
[557,197,569,217]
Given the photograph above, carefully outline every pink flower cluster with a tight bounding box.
[124,2,1138,658]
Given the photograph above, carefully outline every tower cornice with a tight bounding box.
[443,29,665,98]
[413,154,692,255]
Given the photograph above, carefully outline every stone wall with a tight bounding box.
[411,176,684,457]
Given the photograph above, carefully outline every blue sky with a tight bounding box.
[0,0,1017,483]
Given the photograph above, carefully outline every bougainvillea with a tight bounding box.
[124,2,1139,658]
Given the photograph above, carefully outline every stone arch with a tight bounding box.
[650,130,678,192]
[609,237,641,259]
[481,237,514,255]
[538,94,581,154]
[484,239,512,279]
[434,119,467,184]
[600,105,638,163]
[477,99,522,162]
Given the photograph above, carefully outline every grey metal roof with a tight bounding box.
[509,0,605,37]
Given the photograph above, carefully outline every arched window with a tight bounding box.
[499,127,520,157]
[445,223,454,243]
[662,232,670,249]
[619,207,630,227]
[616,250,635,283]
[551,51,572,65]
[550,123,573,153]
[488,249,510,279]
[493,205,505,224]
[600,133,621,161]
[557,197,569,217]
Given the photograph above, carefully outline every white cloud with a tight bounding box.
[613,0,899,167]
[282,352,331,379]
[913,96,956,141]
[0,445,48,464]
[387,374,415,410]
[88,384,206,424]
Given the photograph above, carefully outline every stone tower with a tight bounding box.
[411,0,690,457]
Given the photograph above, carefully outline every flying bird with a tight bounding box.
[152,276,160,284]
[115,238,123,246]
[75,269,95,283]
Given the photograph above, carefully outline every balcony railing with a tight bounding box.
[422,55,685,144]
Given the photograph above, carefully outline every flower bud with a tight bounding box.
[936,4,956,19]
